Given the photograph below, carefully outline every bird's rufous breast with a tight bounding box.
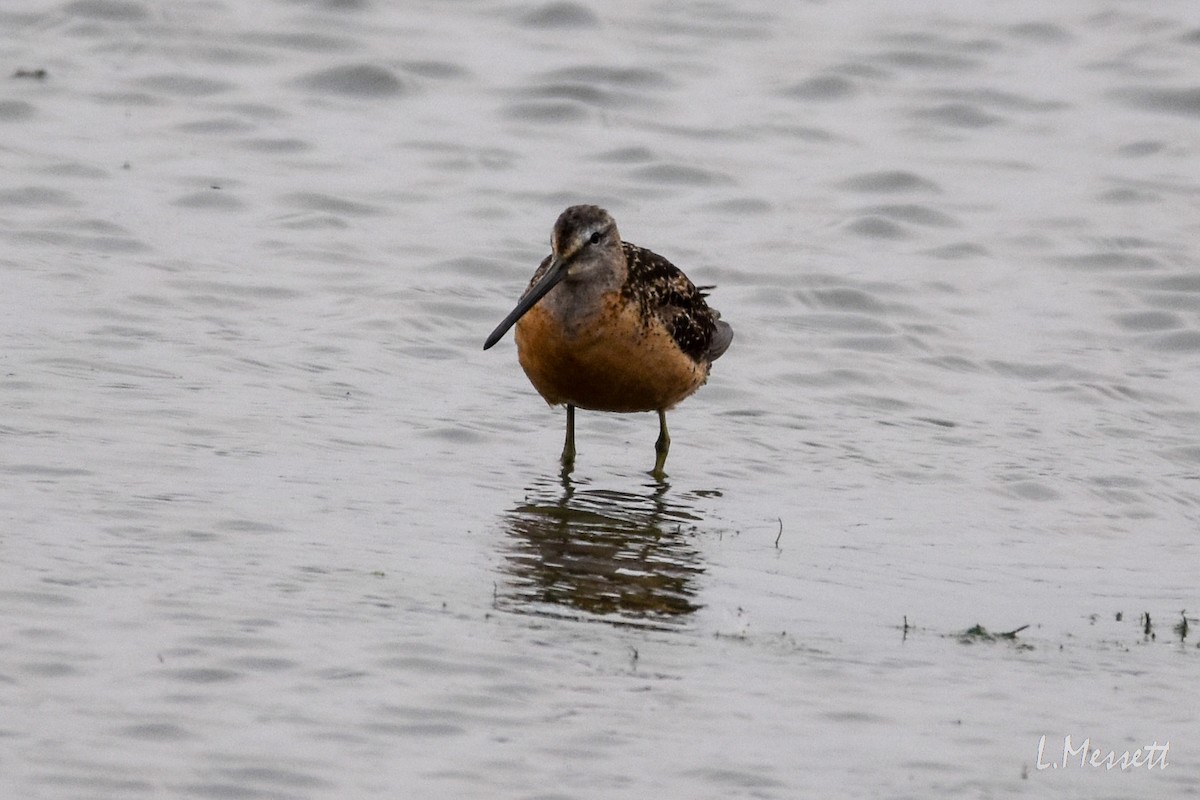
[514,292,709,413]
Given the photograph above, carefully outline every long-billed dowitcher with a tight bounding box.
[483,205,732,477]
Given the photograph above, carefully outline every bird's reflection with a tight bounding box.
[497,472,707,627]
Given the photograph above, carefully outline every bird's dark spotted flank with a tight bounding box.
[620,242,721,364]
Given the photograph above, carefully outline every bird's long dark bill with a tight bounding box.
[483,258,567,350]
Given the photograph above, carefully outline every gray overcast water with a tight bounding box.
[2,1,1198,797]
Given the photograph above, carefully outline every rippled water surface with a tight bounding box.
[3,1,1199,797]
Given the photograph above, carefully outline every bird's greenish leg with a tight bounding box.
[652,409,670,479]
[561,404,576,470]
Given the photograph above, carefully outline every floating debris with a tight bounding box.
[1173,610,1190,642]
[956,623,1031,647]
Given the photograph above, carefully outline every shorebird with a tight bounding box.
[483,205,732,477]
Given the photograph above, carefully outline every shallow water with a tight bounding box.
[3,1,1199,797]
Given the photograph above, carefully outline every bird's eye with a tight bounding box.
[589,231,602,245]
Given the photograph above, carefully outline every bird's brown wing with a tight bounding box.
[620,242,728,364]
